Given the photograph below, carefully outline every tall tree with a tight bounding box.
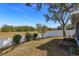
[26,3,75,37]
[36,24,48,38]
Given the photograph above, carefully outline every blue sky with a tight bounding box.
[0,3,62,28]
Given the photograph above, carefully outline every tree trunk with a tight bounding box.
[62,25,66,37]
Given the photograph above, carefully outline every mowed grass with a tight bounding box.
[0,37,69,56]
[0,31,37,38]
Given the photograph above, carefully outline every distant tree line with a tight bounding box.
[0,24,54,32]
[57,24,74,30]
[0,25,35,32]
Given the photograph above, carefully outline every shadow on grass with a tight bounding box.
[36,38,77,56]
[0,37,78,56]
[0,44,19,56]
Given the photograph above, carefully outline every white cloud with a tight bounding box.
[11,7,24,13]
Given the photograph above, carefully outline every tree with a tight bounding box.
[1,25,35,32]
[14,26,35,32]
[1,25,15,32]
[36,24,48,38]
[66,24,74,30]
[36,24,42,33]
[15,26,21,32]
[26,3,75,37]
[57,24,74,30]
[36,24,48,33]
[57,26,62,30]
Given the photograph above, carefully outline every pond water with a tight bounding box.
[43,30,75,37]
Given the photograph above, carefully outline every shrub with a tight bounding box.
[32,33,38,40]
[71,39,78,47]
[74,47,79,55]
[13,34,22,44]
[25,33,32,41]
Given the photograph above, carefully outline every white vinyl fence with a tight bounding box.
[0,30,75,49]
[0,36,26,49]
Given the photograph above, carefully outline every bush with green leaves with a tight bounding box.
[25,33,32,41]
[13,34,22,44]
[32,33,38,40]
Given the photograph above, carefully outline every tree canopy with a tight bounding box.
[1,25,35,32]
[0,24,52,32]
[26,3,77,36]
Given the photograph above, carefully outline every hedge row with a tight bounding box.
[13,33,38,44]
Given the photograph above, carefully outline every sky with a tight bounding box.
[0,3,64,28]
